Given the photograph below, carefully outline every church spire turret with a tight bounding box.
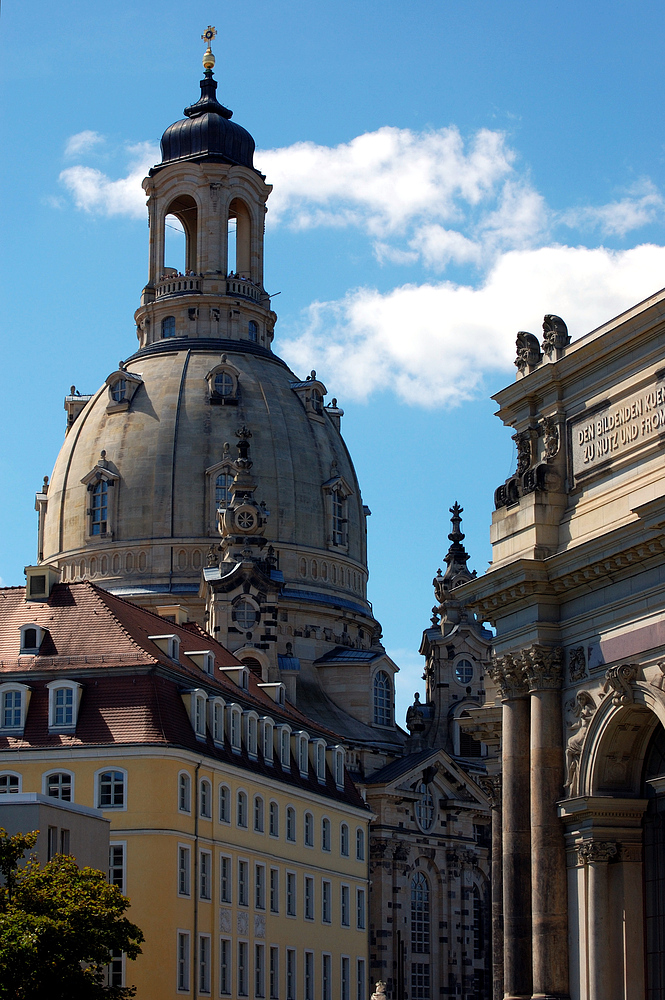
[433,502,476,604]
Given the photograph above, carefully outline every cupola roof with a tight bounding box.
[155,30,256,172]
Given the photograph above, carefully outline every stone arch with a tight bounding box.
[228,197,252,277]
[164,193,199,273]
[579,681,665,797]
[234,645,270,681]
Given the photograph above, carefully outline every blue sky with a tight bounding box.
[3,1,665,721]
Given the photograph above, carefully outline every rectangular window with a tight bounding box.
[341,885,350,927]
[238,941,249,997]
[356,959,366,1000]
[220,854,232,903]
[322,954,331,1000]
[2,691,21,729]
[199,935,211,994]
[356,888,366,930]
[341,957,350,1000]
[304,876,314,921]
[109,843,125,892]
[255,864,266,910]
[200,850,211,900]
[305,951,314,1000]
[322,880,331,924]
[60,828,70,855]
[219,785,231,823]
[99,770,125,809]
[107,948,124,988]
[286,949,296,1000]
[269,801,279,837]
[286,872,296,916]
[239,860,249,907]
[54,687,74,726]
[269,947,279,1000]
[270,868,279,913]
[220,938,231,996]
[255,943,265,998]
[178,846,191,897]
[47,826,57,861]
[411,963,430,1000]
[177,932,190,992]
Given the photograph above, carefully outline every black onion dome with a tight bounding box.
[157,71,256,171]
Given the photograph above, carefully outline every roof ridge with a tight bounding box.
[79,582,160,663]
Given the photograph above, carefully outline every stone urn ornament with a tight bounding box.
[371,983,388,1000]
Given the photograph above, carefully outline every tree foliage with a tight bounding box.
[0,828,143,1000]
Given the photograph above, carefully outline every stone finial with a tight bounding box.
[515,331,543,373]
[405,692,426,735]
[371,983,387,1000]
[541,314,570,356]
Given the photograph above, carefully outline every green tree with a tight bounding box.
[0,828,143,1000]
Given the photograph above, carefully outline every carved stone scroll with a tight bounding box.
[603,663,637,706]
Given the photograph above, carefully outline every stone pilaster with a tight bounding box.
[487,654,532,1000]
[576,841,617,1000]
[522,645,569,1000]
[480,774,503,1000]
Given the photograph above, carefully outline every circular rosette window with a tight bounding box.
[234,506,258,533]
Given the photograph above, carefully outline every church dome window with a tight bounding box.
[415,782,436,832]
[248,320,258,343]
[215,470,234,508]
[232,598,258,631]
[206,357,240,405]
[373,670,392,727]
[455,658,474,685]
[111,379,126,403]
[91,481,108,536]
[162,316,176,338]
[214,372,234,396]
[411,871,431,953]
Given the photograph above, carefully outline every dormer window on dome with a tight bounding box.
[105,368,142,413]
[290,371,327,420]
[206,356,240,405]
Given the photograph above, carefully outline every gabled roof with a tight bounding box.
[364,746,489,808]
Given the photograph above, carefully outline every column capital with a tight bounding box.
[576,839,618,864]
[478,773,502,808]
[521,644,564,692]
[488,653,529,700]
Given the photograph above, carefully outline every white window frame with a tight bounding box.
[229,704,242,752]
[286,948,297,1000]
[321,816,331,852]
[314,740,326,783]
[253,794,264,833]
[219,783,231,823]
[238,858,249,907]
[220,852,232,904]
[19,623,44,653]
[341,955,351,1000]
[269,800,279,838]
[46,679,82,731]
[305,951,314,1000]
[0,772,21,794]
[237,789,248,828]
[43,769,75,802]
[220,936,232,996]
[356,887,366,930]
[333,747,345,789]
[269,945,279,1000]
[304,811,314,848]
[199,849,212,901]
[182,688,208,739]
[278,725,291,770]
[322,953,332,1000]
[210,696,226,743]
[255,942,266,999]
[322,879,332,924]
[356,958,366,1000]
[199,778,212,819]
[177,930,191,993]
[286,805,296,843]
[238,939,249,997]
[304,875,314,921]
[178,844,191,897]
[261,717,274,764]
[198,933,211,995]
[95,766,127,811]
[270,867,279,914]
[286,870,297,917]
[178,770,191,813]
[356,827,365,862]
[294,731,309,776]
[244,710,259,758]
[0,683,31,734]
[109,842,126,893]
[255,862,266,910]
[341,884,350,927]
[340,822,349,857]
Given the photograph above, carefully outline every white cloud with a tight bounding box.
[561,179,665,237]
[280,244,665,408]
[59,142,158,218]
[64,130,104,157]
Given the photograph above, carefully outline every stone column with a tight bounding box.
[488,655,532,1000]
[522,646,569,1000]
[577,841,617,1000]
[480,774,503,1000]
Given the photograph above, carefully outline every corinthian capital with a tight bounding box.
[521,644,564,691]
[487,653,528,700]
[576,840,617,864]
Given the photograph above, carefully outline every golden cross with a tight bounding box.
[201,25,217,45]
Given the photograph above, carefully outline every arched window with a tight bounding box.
[248,321,258,343]
[0,773,20,794]
[219,784,231,823]
[91,480,108,536]
[415,783,435,832]
[111,378,126,403]
[254,795,264,833]
[332,488,347,546]
[473,885,483,960]
[411,871,430,953]
[161,315,176,338]
[316,742,326,782]
[373,671,392,726]
[246,713,258,757]
[269,801,279,837]
[356,827,365,861]
[200,779,211,818]
[237,790,248,828]
[215,470,234,509]
[322,817,331,852]
[340,823,349,857]
[98,770,125,809]
[178,772,191,813]
[304,811,314,847]
[228,199,251,276]
[286,806,296,843]
[46,772,72,801]
[311,388,323,414]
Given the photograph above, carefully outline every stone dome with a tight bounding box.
[157,72,256,172]
[42,339,371,617]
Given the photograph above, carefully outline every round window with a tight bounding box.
[214,372,234,396]
[236,509,257,532]
[455,659,474,685]
[111,379,126,402]
[234,599,258,630]
[415,782,435,832]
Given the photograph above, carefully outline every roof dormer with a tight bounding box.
[290,371,327,420]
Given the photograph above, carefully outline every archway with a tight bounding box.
[164,194,198,273]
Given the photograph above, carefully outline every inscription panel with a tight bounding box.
[571,381,665,478]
